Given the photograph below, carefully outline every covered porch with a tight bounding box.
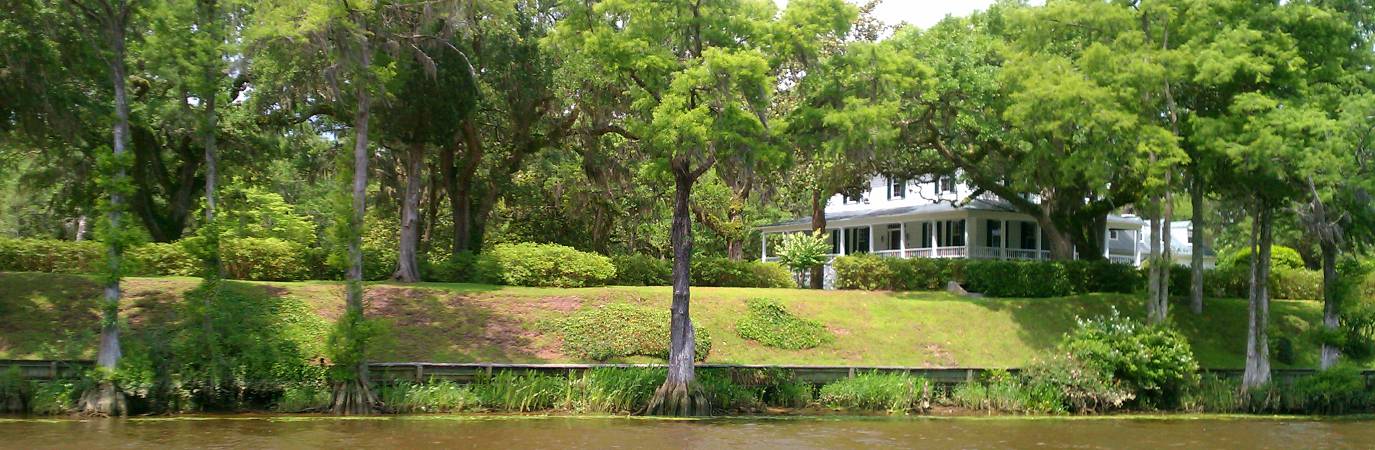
[759,206,1144,266]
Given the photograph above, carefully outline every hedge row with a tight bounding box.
[1168,265,1323,301]
[833,252,1327,300]
[0,237,328,282]
[606,254,792,288]
[834,254,1142,297]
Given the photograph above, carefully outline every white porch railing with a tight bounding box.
[968,246,1050,261]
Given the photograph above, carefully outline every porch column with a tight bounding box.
[1035,223,1043,260]
[1133,229,1142,266]
[760,232,767,261]
[1103,226,1111,259]
[1001,219,1008,260]
[839,228,846,255]
[963,217,972,257]
[899,222,907,258]
[929,221,938,256]
[868,224,875,253]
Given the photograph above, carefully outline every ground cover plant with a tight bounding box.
[735,298,833,350]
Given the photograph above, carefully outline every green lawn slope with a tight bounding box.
[0,271,1334,368]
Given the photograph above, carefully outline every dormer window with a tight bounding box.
[938,175,957,194]
[887,176,907,200]
[842,193,865,205]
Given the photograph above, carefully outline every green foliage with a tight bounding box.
[217,186,317,246]
[1293,364,1372,414]
[816,371,931,413]
[476,243,616,288]
[1058,311,1199,408]
[832,254,894,290]
[608,254,672,286]
[833,256,1141,296]
[275,382,331,412]
[220,237,311,281]
[1221,245,1306,270]
[557,303,711,362]
[735,298,833,350]
[423,251,479,283]
[325,308,387,383]
[1180,375,1243,413]
[473,371,568,412]
[1022,354,1133,413]
[378,381,480,413]
[125,242,200,277]
[948,369,1063,414]
[774,230,831,286]
[0,238,104,273]
[690,257,793,288]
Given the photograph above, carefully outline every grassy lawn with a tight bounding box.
[0,271,1333,368]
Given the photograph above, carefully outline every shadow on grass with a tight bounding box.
[0,272,103,358]
[364,286,554,363]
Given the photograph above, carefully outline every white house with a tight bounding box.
[757,175,1148,286]
[1139,220,1217,268]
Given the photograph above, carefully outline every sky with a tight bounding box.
[773,0,998,29]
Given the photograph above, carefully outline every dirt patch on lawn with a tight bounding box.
[922,343,958,367]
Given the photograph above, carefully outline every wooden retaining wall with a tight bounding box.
[7,359,1374,387]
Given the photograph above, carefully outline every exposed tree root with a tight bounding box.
[330,378,380,415]
[645,380,709,416]
[77,382,127,417]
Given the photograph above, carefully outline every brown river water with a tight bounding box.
[1,415,1372,449]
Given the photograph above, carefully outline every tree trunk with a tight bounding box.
[647,166,708,416]
[1148,207,1163,324]
[1160,176,1173,320]
[1190,169,1205,314]
[75,215,88,241]
[334,48,379,414]
[392,142,424,282]
[446,120,483,255]
[1320,240,1340,369]
[1242,206,1273,390]
[808,189,827,289]
[82,20,131,417]
[421,162,440,253]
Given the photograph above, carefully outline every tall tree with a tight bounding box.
[552,0,778,415]
[250,0,469,414]
[63,0,141,415]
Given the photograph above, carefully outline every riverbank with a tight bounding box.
[0,272,1336,368]
[2,414,1372,449]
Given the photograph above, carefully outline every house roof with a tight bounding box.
[758,199,1147,232]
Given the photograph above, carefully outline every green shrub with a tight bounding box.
[1023,355,1132,413]
[473,371,568,412]
[220,237,311,281]
[690,257,793,288]
[948,369,1056,413]
[423,251,479,283]
[275,382,331,412]
[558,303,711,361]
[1069,260,1144,293]
[609,254,671,286]
[735,298,833,350]
[1293,364,1372,414]
[832,254,895,290]
[0,238,104,273]
[28,381,77,415]
[378,381,480,413]
[817,371,931,413]
[964,260,1072,297]
[699,369,762,412]
[1181,374,1242,413]
[1221,245,1306,270]
[571,367,665,413]
[1270,268,1323,300]
[127,242,201,277]
[1059,310,1199,408]
[476,243,616,287]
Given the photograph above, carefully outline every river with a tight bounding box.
[1,415,1372,449]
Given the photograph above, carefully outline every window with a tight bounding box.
[887,176,907,200]
[843,227,870,254]
[1109,230,1120,240]
[841,191,866,205]
[1186,227,1193,244]
[986,220,1003,248]
[915,222,932,248]
[938,219,966,247]
[938,176,957,194]
[1020,222,1037,250]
